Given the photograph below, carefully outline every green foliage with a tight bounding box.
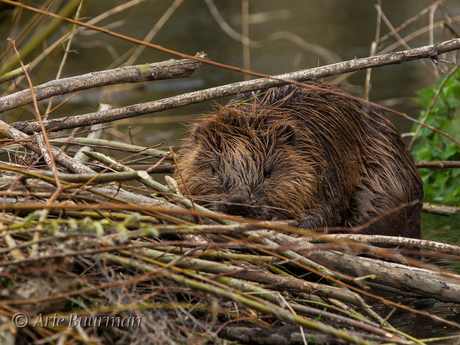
[411,68,460,205]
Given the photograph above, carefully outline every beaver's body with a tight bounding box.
[175,83,423,240]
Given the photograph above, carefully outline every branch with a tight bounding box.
[423,202,460,216]
[415,161,460,168]
[311,234,460,256]
[309,250,460,303]
[12,38,460,134]
[0,121,94,174]
[0,58,201,114]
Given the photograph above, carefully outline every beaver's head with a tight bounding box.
[175,103,319,220]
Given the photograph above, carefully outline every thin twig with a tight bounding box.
[7,39,62,189]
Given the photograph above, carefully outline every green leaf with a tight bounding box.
[441,145,458,160]
[442,193,460,203]
[411,70,460,205]
[435,172,450,188]
[451,168,460,178]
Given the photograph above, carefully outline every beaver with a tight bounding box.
[174,82,423,241]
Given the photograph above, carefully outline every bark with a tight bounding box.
[0,58,201,114]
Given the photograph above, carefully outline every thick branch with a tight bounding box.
[0,58,201,114]
[311,251,460,303]
[12,38,460,134]
[272,233,460,303]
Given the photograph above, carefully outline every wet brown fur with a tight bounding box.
[175,82,423,240]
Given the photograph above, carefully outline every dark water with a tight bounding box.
[422,213,460,245]
[377,299,460,344]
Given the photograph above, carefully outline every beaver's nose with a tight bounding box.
[226,196,249,216]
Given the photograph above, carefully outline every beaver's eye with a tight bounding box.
[264,169,272,179]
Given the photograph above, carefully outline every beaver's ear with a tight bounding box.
[277,124,296,146]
